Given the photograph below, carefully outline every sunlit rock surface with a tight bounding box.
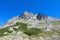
[0,11,60,40]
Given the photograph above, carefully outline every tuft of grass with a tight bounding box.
[24,28,43,36]
[51,21,60,25]
[0,27,9,37]
[52,29,60,36]
[39,30,55,37]
[7,31,13,33]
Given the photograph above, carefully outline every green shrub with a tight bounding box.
[0,33,8,37]
[24,28,42,36]
[14,22,28,32]
[8,31,13,33]
[18,24,28,32]
[0,27,9,33]
[16,22,43,36]
[0,27,9,37]
[16,22,21,25]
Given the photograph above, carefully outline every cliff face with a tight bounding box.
[0,11,60,40]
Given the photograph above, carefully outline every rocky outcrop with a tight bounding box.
[0,11,60,40]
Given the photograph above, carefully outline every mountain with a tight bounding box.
[0,11,60,40]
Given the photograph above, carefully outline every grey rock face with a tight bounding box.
[19,11,33,20]
[0,11,60,40]
[37,13,47,20]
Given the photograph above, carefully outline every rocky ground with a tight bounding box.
[0,11,60,40]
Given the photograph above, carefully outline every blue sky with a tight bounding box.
[0,0,60,25]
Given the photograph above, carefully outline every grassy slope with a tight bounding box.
[0,22,60,38]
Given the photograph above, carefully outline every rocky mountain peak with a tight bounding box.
[19,11,34,19]
[37,13,48,20]
[4,11,50,27]
[19,11,48,21]
[0,11,60,40]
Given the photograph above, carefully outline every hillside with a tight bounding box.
[0,11,60,40]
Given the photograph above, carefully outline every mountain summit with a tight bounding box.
[0,11,60,40]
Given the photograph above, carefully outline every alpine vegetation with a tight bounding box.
[0,11,60,40]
